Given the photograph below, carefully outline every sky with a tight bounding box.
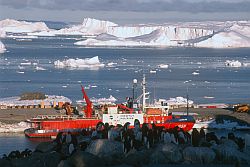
[0,0,250,24]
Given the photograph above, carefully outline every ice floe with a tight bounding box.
[150,70,157,73]
[35,66,46,71]
[192,72,200,75]
[54,56,104,69]
[225,60,242,67]
[158,64,169,69]
[0,95,72,107]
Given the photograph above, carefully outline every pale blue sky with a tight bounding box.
[0,0,249,24]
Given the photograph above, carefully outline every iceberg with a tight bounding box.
[0,95,72,107]
[54,56,105,68]
[54,18,117,36]
[0,19,49,33]
[196,31,250,48]
[77,95,117,105]
[72,19,250,48]
[27,30,56,37]
[0,40,6,53]
[225,60,242,67]
[166,96,194,106]
[0,29,6,38]
[0,121,31,133]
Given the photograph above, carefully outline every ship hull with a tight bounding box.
[25,115,195,138]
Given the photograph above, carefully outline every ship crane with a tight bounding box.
[81,85,93,118]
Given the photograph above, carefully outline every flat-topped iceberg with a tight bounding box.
[0,40,6,53]
[0,19,49,33]
[72,19,250,48]
[54,56,105,69]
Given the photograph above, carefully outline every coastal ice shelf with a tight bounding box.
[1,18,250,48]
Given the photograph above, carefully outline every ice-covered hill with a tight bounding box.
[0,40,6,53]
[0,19,49,33]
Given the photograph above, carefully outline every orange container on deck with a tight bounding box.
[146,108,162,115]
[58,102,64,108]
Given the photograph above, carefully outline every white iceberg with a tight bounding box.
[225,60,242,67]
[0,121,31,133]
[0,95,72,107]
[54,56,104,68]
[166,96,194,106]
[55,18,117,36]
[27,30,56,37]
[0,29,6,38]
[0,40,6,53]
[0,19,49,33]
[77,95,117,105]
[72,19,250,48]
[196,31,250,48]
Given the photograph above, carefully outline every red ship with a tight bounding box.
[24,76,195,138]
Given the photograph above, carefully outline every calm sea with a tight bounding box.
[0,33,250,155]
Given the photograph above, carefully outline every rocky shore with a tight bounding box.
[1,122,250,167]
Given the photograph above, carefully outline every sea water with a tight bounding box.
[1,37,250,104]
[0,34,250,155]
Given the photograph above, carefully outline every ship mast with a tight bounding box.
[186,87,189,116]
[142,74,146,112]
